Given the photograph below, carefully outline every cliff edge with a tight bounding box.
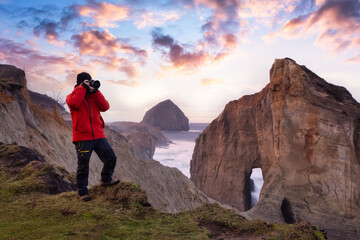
[0,64,208,213]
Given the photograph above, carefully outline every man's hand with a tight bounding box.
[82,80,95,92]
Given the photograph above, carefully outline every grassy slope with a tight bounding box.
[0,146,326,240]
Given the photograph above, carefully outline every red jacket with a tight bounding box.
[66,86,110,142]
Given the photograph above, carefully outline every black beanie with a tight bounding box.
[77,72,92,85]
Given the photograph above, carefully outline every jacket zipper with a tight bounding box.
[86,97,95,140]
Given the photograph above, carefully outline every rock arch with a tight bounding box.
[190,58,360,239]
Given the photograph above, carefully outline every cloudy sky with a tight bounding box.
[1,0,359,123]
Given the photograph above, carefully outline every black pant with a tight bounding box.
[74,138,117,196]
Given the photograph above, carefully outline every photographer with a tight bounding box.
[66,72,119,201]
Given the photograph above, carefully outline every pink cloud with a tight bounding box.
[197,0,241,48]
[119,64,139,79]
[71,30,146,79]
[266,0,360,58]
[71,30,147,59]
[0,34,143,94]
[0,38,74,67]
[151,0,247,70]
[152,30,210,69]
[25,40,40,49]
[134,11,180,29]
[88,56,141,79]
[33,19,60,41]
[345,54,360,63]
[221,34,237,50]
[0,38,81,93]
[107,79,138,87]
[201,78,224,86]
[72,30,120,56]
[239,0,299,19]
[23,5,79,45]
[78,1,130,28]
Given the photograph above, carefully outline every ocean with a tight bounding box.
[153,123,264,204]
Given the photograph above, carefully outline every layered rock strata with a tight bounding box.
[109,121,171,159]
[28,90,71,121]
[0,64,209,213]
[110,121,170,146]
[141,99,189,131]
[190,58,360,239]
[0,64,74,169]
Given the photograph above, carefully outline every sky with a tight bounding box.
[0,0,359,123]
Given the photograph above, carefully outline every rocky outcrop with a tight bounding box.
[141,99,189,131]
[191,58,360,239]
[0,64,75,169]
[110,121,170,146]
[28,90,71,121]
[0,64,26,88]
[109,121,171,159]
[0,142,76,194]
[0,64,209,213]
[125,132,157,159]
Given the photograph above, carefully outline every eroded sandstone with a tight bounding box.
[191,58,360,239]
[109,121,171,159]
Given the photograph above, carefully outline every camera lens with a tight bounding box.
[90,80,101,89]
[93,80,100,88]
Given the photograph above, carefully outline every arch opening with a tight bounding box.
[250,168,264,208]
[281,198,295,224]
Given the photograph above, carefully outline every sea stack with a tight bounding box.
[190,58,360,239]
[141,99,189,131]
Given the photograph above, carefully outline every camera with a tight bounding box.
[89,80,101,89]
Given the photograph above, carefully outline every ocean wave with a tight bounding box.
[154,140,195,178]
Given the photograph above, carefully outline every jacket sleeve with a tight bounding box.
[93,90,110,112]
[66,86,87,110]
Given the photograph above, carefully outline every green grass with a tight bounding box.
[0,170,209,240]
[0,160,326,240]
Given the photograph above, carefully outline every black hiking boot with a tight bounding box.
[79,194,91,202]
[101,179,120,187]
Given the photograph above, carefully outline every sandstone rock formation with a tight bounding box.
[125,132,157,159]
[191,58,360,239]
[0,142,76,194]
[141,99,189,131]
[109,121,171,159]
[110,121,170,146]
[0,64,75,169]
[28,90,71,121]
[0,64,208,213]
